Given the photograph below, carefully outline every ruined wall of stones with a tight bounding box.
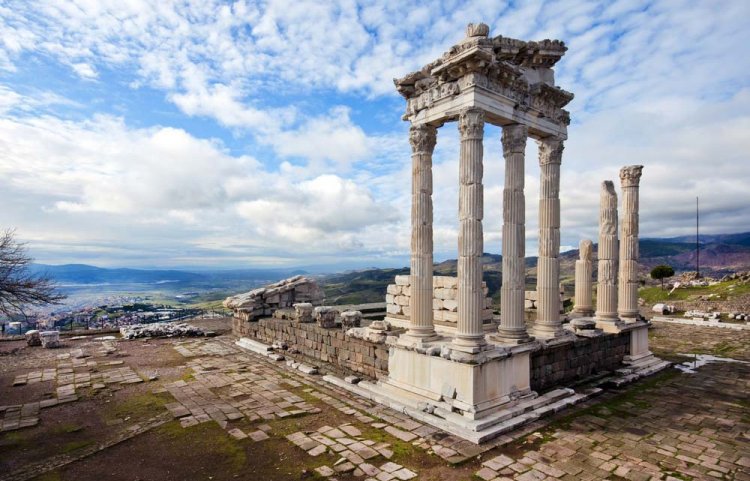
[233,318,389,380]
[530,331,631,391]
[385,275,493,325]
[235,317,632,390]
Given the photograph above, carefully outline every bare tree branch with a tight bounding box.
[0,229,66,318]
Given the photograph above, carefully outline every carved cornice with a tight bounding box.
[502,124,528,156]
[458,108,484,140]
[409,124,438,154]
[394,24,574,129]
[619,165,644,188]
[538,138,564,165]
[579,239,593,261]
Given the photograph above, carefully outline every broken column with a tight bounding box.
[407,123,438,340]
[595,181,620,326]
[453,107,487,351]
[533,138,564,339]
[572,239,594,317]
[496,124,531,343]
[618,165,644,322]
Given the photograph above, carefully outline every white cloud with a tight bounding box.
[1,1,749,267]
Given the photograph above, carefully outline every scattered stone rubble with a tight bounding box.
[652,303,676,314]
[120,322,215,339]
[25,330,42,347]
[224,275,324,321]
[721,271,750,283]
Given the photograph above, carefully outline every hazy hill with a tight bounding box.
[29,264,304,286]
[321,232,750,305]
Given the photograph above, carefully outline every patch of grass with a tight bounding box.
[180,370,195,382]
[538,369,679,435]
[30,471,63,481]
[639,280,750,305]
[105,391,172,421]
[712,342,737,356]
[157,421,246,472]
[54,423,83,434]
[662,470,693,480]
[0,430,29,449]
[60,440,95,453]
[359,426,417,462]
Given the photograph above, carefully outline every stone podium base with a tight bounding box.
[384,342,535,420]
[324,340,585,443]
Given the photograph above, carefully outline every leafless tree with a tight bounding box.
[0,229,65,318]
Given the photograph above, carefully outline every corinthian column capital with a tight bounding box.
[619,165,643,188]
[501,124,528,156]
[409,123,437,154]
[458,108,484,140]
[538,138,564,165]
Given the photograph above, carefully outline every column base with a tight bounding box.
[594,316,626,333]
[531,321,568,340]
[397,332,442,348]
[451,335,488,354]
[491,326,533,345]
[570,308,594,318]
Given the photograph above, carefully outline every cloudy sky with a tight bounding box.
[1,0,749,270]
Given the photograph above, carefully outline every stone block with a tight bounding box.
[341,310,362,329]
[386,284,401,295]
[394,275,410,286]
[314,306,339,328]
[395,295,410,306]
[25,330,41,347]
[442,299,458,312]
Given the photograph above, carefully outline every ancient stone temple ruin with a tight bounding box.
[232,23,669,444]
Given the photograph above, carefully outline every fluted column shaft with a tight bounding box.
[573,239,594,316]
[453,108,486,350]
[618,165,644,321]
[533,139,564,338]
[595,181,619,321]
[408,124,438,339]
[497,124,531,342]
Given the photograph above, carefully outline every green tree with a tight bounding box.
[650,264,675,290]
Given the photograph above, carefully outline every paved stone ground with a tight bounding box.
[1,322,748,480]
[1,343,141,432]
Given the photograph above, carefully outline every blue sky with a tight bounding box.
[1,0,749,270]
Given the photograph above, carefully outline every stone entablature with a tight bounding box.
[224,275,324,322]
[385,275,493,329]
[394,24,573,138]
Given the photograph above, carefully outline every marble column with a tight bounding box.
[407,123,438,340]
[496,124,531,343]
[595,181,619,322]
[618,165,644,322]
[573,239,594,316]
[533,139,564,338]
[453,108,487,351]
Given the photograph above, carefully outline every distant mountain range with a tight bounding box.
[29,264,306,286]
[29,232,750,306]
[322,232,750,304]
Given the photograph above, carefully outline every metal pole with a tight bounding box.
[696,196,700,278]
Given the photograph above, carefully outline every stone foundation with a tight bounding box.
[233,318,390,379]
[531,332,630,391]
[234,317,635,391]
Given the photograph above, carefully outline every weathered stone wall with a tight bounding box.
[233,318,389,379]
[385,275,493,326]
[235,318,631,390]
[530,332,631,392]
